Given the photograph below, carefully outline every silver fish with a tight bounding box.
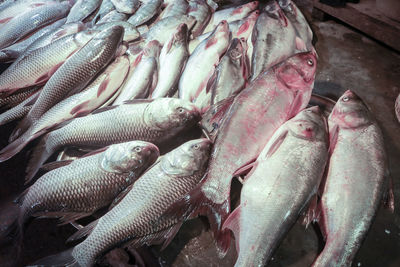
[0,1,71,49]
[150,23,189,98]
[92,0,115,23]
[111,0,140,14]
[159,0,188,19]
[66,0,102,23]
[126,0,162,27]
[188,0,212,37]
[94,21,140,42]
[0,86,40,110]
[34,138,211,266]
[312,90,391,267]
[223,106,329,267]
[25,98,201,182]
[96,9,128,24]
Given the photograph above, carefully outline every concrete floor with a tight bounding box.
[0,3,400,267]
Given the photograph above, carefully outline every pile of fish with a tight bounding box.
[0,0,395,266]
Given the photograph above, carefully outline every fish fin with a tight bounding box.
[67,219,99,243]
[302,194,319,228]
[23,91,41,107]
[295,36,307,52]
[222,205,241,254]
[70,100,91,117]
[9,115,31,142]
[91,104,119,114]
[383,170,395,213]
[108,184,135,211]
[122,99,155,105]
[0,49,20,61]
[206,70,218,94]
[0,134,30,162]
[32,211,91,225]
[80,146,110,158]
[97,76,111,97]
[40,160,74,172]
[287,91,304,119]
[0,17,12,24]
[232,159,256,179]
[328,124,339,155]
[29,248,77,266]
[160,221,183,250]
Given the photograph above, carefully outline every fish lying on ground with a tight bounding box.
[111,0,139,14]
[127,0,162,27]
[66,0,102,23]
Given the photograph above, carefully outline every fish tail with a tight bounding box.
[29,248,78,267]
[0,134,30,162]
[25,134,53,184]
[9,115,31,142]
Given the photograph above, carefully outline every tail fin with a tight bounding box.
[29,248,77,266]
[25,134,53,184]
[0,134,30,162]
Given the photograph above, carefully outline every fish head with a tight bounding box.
[227,38,244,64]
[288,106,328,142]
[161,138,212,176]
[276,51,317,92]
[93,25,125,45]
[101,141,160,173]
[172,23,189,46]
[145,98,201,130]
[329,90,372,129]
[143,40,162,58]
[213,20,230,40]
[183,15,197,32]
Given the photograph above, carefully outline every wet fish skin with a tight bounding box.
[0,86,40,110]
[159,0,188,19]
[179,21,231,112]
[92,0,115,23]
[111,0,140,14]
[173,52,317,255]
[312,90,388,267]
[94,21,140,42]
[210,38,248,105]
[0,1,72,49]
[250,2,297,81]
[188,0,212,37]
[127,0,162,27]
[151,23,189,98]
[96,9,128,24]
[70,138,211,266]
[224,106,328,267]
[0,17,66,63]
[14,140,159,234]
[0,29,95,97]
[25,98,201,181]
[66,0,102,23]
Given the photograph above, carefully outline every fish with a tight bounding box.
[223,106,329,267]
[179,21,230,112]
[3,55,130,163]
[111,0,140,14]
[159,0,188,20]
[0,27,93,98]
[187,0,212,37]
[150,23,189,99]
[32,138,211,267]
[0,1,72,49]
[0,89,41,126]
[203,1,258,33]
[66,0,102,23]
[312,90,393,267]
[4,140,159,244]
[92,0,115,24]
[0,17,66,63]
[278,0,313,51]
[396,93,400,123]
[166,52,317,255]
[113,40,161,104]
[250,1,298,81]
[209,38,249,105]
[0,86,40,110]
[24,98,201,183]
[144,15,196,46]
[96,10,128,24]
[2,26,124,159]
[127,0,162,27]
[93,21,140,42]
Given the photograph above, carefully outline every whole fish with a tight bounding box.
[96,10,128,24]
[92,0,115,23]
[279,0,313,51]
[1,26,124,160]
[0,28,94,97]
[151,23,189,98]
[169,52,317,255]
[0,17,66,63]
[0,86,40,110]
[396,93,400,123]
[66,0,102,23]
[188,0,212,37]
[159,0,188,19]
[25,98,201,182]
[203,1,258,33]
[0,1,71,49]
[312,90,391,267]
[210,38,248,105]
[0,89,40,126]
[250,2,297,81]
[3,55,130,165]
[111,0,139,14]
[179,21,230,112]
[6,140,159,242]
[32,138,211,266]
[223,106,329,267]
[113,40,161,105]
[94,21,140,42]
[144,15,196,46]
[127,0,162,27]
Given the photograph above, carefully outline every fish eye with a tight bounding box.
[134,147,142,152]
[307,58,314,66]
[342,96,349,102]
[306,109,312,113]
[194,144,200,150]
[178,107,185,113]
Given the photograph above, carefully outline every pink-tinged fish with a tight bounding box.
[1,55,130,162]
[396,93,400,123]
[0,1,72,49]
[31,138,211,267]
[164,52,317,255]
[223,106,329,267]
[188,0,212,37]
[203,1,258,33]
[250,1,298,81]
[0,28,94,98]
[0,26,124,161]
[312,90,393,267]
[179,21,230,112]
[2,140,159,245]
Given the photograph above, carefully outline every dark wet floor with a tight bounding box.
[1,1,400,267]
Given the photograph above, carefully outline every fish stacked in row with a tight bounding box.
[0,0,393,266]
